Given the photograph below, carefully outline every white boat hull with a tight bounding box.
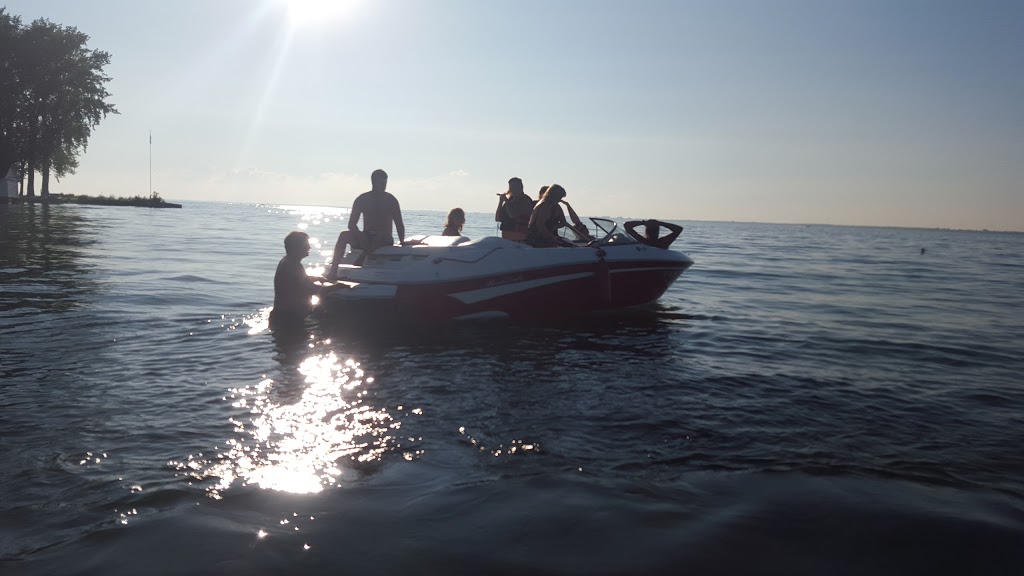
[320,234,692,322]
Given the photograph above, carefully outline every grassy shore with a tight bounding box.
[42,193,182,208]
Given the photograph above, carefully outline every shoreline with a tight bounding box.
[7,194,182,209]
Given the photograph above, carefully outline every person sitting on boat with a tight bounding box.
[271,231,323,327]
[495,177,534,241]
[526,184,575,248]
[327,169,405,279]
[442,207,465,236]
[624,219,683,249]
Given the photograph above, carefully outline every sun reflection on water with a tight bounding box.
[244,307,272,335]
[177,352,399,497]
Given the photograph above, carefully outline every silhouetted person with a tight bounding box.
[271,231,322,328]
[526,184,574,247]
[442,207,465,236]
[327,169,405,279]
[495,177,534,241]
[624,220,683,249]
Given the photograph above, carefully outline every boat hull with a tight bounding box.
[319,237,692,323]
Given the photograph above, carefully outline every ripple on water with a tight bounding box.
[1,205,1023,573]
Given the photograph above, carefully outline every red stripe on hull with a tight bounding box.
[323,259,690,322]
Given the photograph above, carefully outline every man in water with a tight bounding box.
[327,169,405,279]
[271,231,321,327]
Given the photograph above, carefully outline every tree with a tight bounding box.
[0,8,117,197]
[0,9,25,178]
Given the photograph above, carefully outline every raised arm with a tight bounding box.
[559,201,577,226]
[495,194,506,222]
[657,221,683,247]
[623,221,646,243]
[623,219,683,248]
[553,205,567,229]
[560,201,592,238]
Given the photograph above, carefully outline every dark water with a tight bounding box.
[1,201,1022,575]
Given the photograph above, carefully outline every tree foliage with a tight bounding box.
[0,7,117,190]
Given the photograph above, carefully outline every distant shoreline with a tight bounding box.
[17,194,182,209]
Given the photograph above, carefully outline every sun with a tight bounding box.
[278,0,360,27]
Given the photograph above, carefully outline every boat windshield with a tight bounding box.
[559,217,620,245]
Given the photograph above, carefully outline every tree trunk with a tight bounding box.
[0,155,14,183]
[26,163,35,197]
[41,160,51,200]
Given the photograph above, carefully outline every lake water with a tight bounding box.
[1,201,1022,575]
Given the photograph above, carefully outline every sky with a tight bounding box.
[5,0,1023,230]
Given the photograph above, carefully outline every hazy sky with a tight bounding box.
[7,0,1023,230]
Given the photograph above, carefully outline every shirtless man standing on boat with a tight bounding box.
[327,169,405,280]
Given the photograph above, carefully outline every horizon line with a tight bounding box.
[171,198,1022,234]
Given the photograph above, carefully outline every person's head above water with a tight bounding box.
[284,231,311,257]
[371,169,388,191]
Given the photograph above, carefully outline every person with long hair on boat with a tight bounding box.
[442,208,465,236]
[533,185,589,241]
[327,169,405,279]
[495,177,534,241]
[526,184,575,247]
[624,220,683,249]
[271,231,324,328]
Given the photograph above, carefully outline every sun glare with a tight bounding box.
[279,0,360,27]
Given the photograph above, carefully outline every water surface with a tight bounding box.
[1,202,1022,574]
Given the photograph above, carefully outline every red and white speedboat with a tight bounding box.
[320,218,692,322]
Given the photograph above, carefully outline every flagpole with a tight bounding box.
[149,130,152,197]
